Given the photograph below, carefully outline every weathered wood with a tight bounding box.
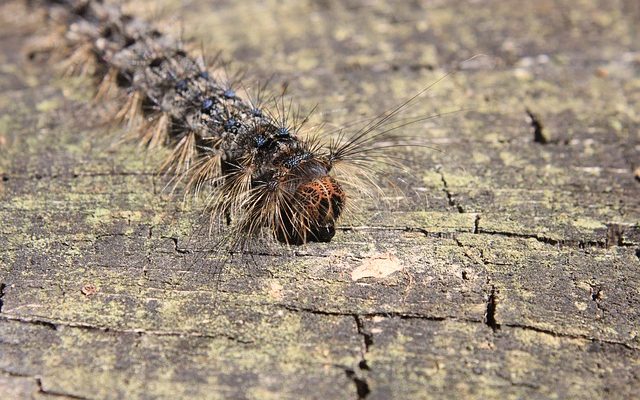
[1,0,639,399]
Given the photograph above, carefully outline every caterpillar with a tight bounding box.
[29,0,439,249]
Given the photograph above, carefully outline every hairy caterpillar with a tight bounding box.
[29,0,444,249]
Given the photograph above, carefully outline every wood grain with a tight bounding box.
[0,0,638,398]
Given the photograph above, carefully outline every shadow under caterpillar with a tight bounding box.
[31,0,452,250]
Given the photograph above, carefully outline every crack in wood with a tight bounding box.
[35,377,90,400]
[437,168,465,213]
[605,224,625,248]
[501,323,639,351]
[484,285,500,332]
[351,315,373,399]
[476,227,637,249]
[1,172,157,181]
[344,368,371,400]
[354,315,374,354]
[526,108,548,144]
[473,214,480,234]
[266,303,639,350]
[343,223,636,250]
[0,368,90,400]
[0,314,253,344]
[0,282,5,314]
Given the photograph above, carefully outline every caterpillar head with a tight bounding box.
[275,174,345,246]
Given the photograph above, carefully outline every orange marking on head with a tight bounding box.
[297,176,345,223]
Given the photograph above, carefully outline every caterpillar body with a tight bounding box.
[32,0,427,248]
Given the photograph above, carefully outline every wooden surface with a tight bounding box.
[1,0,639,398]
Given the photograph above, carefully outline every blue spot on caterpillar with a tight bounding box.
[33,0,452,249]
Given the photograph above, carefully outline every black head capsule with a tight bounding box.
[275,175,345,245]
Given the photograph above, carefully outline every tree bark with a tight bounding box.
[1,0,639,399]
